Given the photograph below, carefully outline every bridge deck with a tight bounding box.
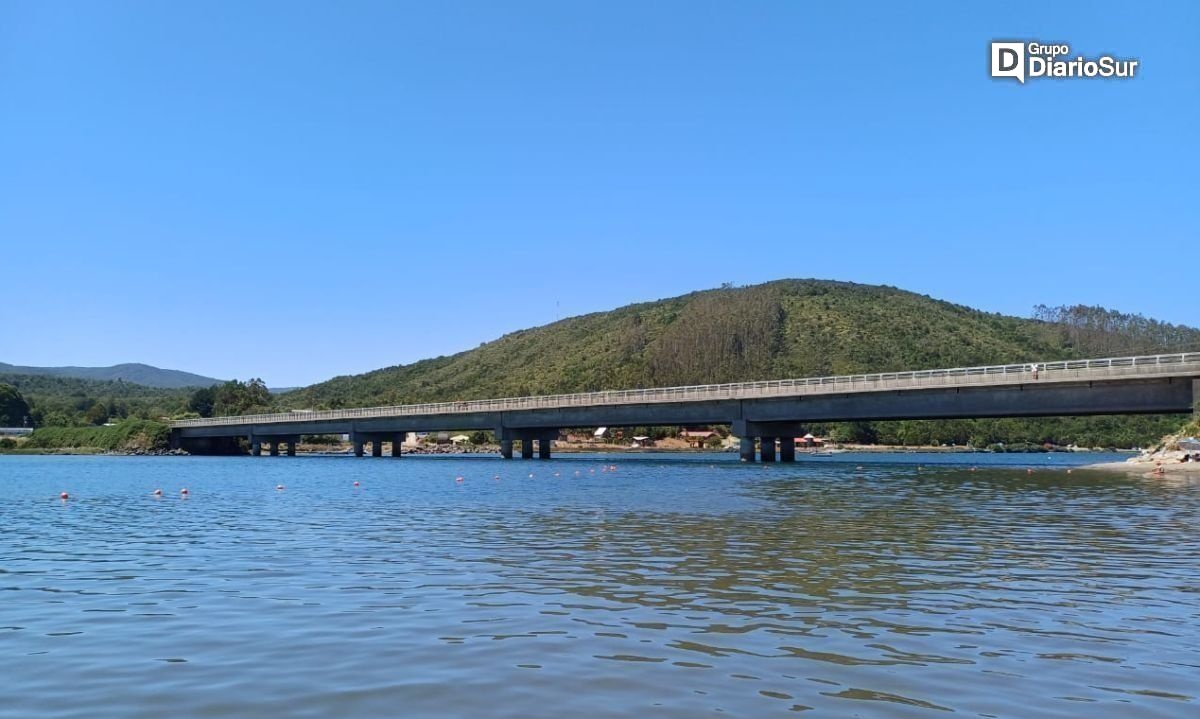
[173,352,1200,430]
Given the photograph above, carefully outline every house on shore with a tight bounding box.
[681,429,717,448]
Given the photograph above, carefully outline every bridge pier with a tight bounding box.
[286,438,296,456]
[739,437,755,462]
[269,440,280,457]
[392,432,405,457]
[509,429,556,459]
[352,433,364,458]
[760,436,777,462]
[251,437,262,457]
[736,421,805,463]
[371,439,383,458]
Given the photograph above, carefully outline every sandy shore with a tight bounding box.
[1085,450,1200,477]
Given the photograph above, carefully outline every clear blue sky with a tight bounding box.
[1,1,1196,386]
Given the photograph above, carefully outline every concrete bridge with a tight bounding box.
[170,353,1200,461]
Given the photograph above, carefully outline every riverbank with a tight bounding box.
[7,421,171,455]
[1087,423,1200,476]
[0,440,1145,457]
[1085,450,1200,477]
[0,446,188,456]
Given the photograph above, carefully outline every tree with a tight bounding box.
[829,421,878,444]
[85,402,110,426]
[0,384,32,427]
[188,387,216,418]
[213,379,273,416]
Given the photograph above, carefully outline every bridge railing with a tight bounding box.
[171,352,1200,428]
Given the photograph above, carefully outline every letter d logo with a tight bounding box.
[990,41,1025,83]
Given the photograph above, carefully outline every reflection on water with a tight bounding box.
[0,453,1197,718]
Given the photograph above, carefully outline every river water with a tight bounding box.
[1,452,1197,718]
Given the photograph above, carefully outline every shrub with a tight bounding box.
[25,420,171,452]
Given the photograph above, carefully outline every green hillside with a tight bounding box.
[0,361,221,389]
[280,279,1200,408]
[0,373,190,427]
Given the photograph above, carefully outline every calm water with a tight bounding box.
[1,452,1198,718]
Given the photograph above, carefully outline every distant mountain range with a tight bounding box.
[0,362,223,389]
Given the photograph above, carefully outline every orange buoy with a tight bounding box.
[59,491,69,500]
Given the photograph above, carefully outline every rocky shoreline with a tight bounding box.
[1084,430,1200,477]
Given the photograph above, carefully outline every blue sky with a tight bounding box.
[1,1,1196,386]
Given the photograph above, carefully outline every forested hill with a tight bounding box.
[0,373,190,427]
[279,279,1200,409]
[0,362,221,389]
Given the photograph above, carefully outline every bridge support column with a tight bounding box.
[269,440,280,457]
[371,438,383,458]
[496,427,515,459]
[251,437,262,457]
[538,432,554,460]
[739,437,755,462]
[391,433,405,457]
[760,437,777,462]
[520,436,534,460]
[352,432,364,458]
[779,438,795,462]
[286,438,296,457]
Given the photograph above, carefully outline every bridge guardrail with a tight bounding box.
[171,352,1200,428]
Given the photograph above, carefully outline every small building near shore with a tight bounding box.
[681,429,717,448]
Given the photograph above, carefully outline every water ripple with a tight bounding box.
[0,453,1197,717]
